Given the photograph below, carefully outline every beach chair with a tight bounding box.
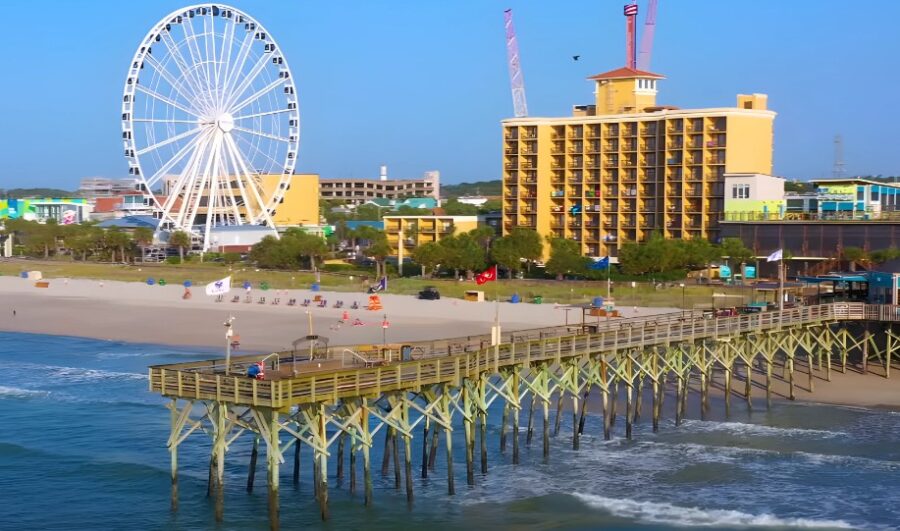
[287,299,296,306]
[301,299,310,307]
[215,295,224,302]
[317,299,327,308]
[272,298,280,305]
[244,295,252,303]
[231,296,240,303]
[258,297,266,304]
[333,300,342,308]
[351,301,359,309]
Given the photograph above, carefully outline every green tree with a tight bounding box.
[353,225,391,278]
[545,237,589,279]
[442,199,479,216]
[354,204,385,221]
[440,233,485,278]
[412,241,445,277]
[677,238,719,270]
[720,237,754,266]
[869,247,900,264]
[477,199,503,213]
[841,246,867,271]
[490,236,523,279]
[468,226,495,255]
[104,229,132,263]
[169,230,192,263]
[132,227,154,263]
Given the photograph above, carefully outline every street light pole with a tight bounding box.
[679,283,686,318]
[224,315,235,375]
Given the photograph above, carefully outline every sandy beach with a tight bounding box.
[1,275,897,409]
[0,276,673,354]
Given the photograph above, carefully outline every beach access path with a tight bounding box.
[0,276,674,354]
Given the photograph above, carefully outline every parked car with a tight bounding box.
[418,286,440,300]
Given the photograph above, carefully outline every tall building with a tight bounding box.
[501,66,775,258]
[78,177,139,198]
[320,170,440,203]
[383,215,478,273]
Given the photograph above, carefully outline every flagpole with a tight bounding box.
[778,258,785,312]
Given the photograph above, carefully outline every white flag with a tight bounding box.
[766,249,783,262]
[205,276,231,296]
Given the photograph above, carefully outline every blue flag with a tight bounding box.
[589,257,610,270]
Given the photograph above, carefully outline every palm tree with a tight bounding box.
[169,230,191,263]
[132,227,154,263]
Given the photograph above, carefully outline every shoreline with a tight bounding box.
[1,276,897,410]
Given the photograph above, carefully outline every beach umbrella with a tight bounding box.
[243,280,252,290]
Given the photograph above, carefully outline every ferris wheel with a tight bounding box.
[121,4,299,250]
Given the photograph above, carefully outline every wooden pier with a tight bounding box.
[149,302,900,528]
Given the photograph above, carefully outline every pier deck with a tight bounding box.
[149,302,900,528]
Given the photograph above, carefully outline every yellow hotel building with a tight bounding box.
[502,66,776,258]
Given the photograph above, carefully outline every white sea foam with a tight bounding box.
[13,363,147,383]
[573,493,854,528]
[682,419,847,438]
[0,385,50,399]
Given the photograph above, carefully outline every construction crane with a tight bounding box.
[636,0,658,71]
[504,9,528,118]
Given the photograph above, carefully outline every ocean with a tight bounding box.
[1,331,898,530]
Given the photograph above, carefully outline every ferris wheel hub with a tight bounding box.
[215,113,235,133]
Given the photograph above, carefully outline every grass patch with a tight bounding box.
[0,259,763,309]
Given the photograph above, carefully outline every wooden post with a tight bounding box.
[402,399,414,503]
[610,381,619,427]
[577,389,590,434]
[788,355,796,401]
[601,358,611,440]
[500,402,509,452]
[674,358,683,427]
[887,326,893,379]
[633,376,643,422]
[266,409,282,529]
[724,360,732,417]
[807,352,814,393]
[625,357,633,439]
[526,396,536,445]
[428,427,439,470]
[421,420,430,479]
[443,388,455,495]
[316,407,329,521]
[744,358,753,410]
[247,435,259,493]
[350,436,357,494]
[765,356,773,410]
[511,371,520,465]
[293,435,300,487]
[553,393,564,436]
[862,323,869,374]
[362,404,373,506]
[651,373,660,433]
[463,386,475,486]
[381,428,392,476]
[572,394,580,450]
[169,401,179,512]
[700,363,708,420]
[392,428,402,490]
[542,397,551,460]
[336,433,345,484]
[213,403,226,523]
[479,409,488,474]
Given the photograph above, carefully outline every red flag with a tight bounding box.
[475,265,498,285]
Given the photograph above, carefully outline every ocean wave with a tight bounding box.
[0,386,50,399]
[10,363,147,383]
[573,493,854,528]
[681,420,847,439]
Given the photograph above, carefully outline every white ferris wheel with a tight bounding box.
[121,4,299,250]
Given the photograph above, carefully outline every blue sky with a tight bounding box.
[0,0,898,189]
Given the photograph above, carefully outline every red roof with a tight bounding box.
[93,197,123,213]
[588,67,665,81]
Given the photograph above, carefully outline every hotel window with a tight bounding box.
[732,184,750,199]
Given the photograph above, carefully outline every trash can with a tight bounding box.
[510,293,520,304]
[533,295,543,304]
[311,283,320,292]
[592,296,604,308]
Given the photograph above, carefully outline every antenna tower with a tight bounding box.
[636,0,658,71]
[833,135,846,178]
[504,9,528,118]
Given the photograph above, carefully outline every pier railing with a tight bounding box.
[148,302,879,408]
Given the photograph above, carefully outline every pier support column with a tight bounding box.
[247,435,259,493]
[441,385,455,495]
[625,356,634,439]
[336,433,345,484]
[542,397,550,460]
[526,396,536,446]
[315,405,329,521]
[463,384,475,487]
[292,432,300,488]
[350,432,357,494]
[788,354,796,401]
[265,409,282,529]
[500,402,509,453]
[577,389,590,434]
[765,356,773,410]
[361,404,373,506]
[211,402,227,523]
[553,393,564,437]
[724,361,732,417]
[421,419,430,479]
[511,371,520,465]
[610,381,619,427]
[479,375,488,474]
[167,399,184,513]
[633,377,643,422]
[601,358,611,440]
[402,397,414,502]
